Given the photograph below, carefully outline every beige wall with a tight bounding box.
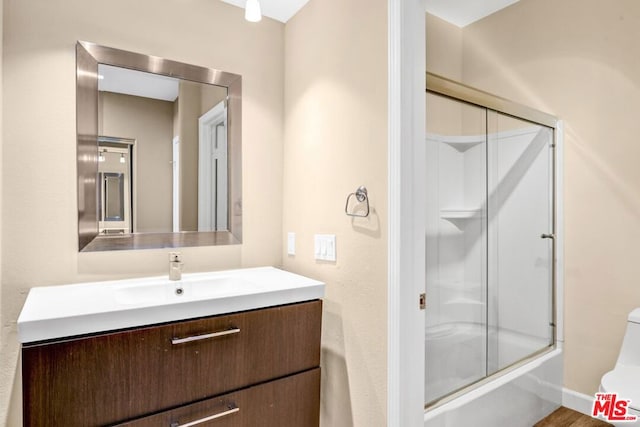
[425,13,462,81]
[0,0,8,424]
[100,92,174,233]
[178,81,201,231]
[283,0,388,425]
[425,15,463,138]
[428,0,640,395]
[200,83,227,116]
[2,1,390,425]
[1,0,284,423]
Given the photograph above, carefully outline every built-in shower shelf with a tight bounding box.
[440,209,482,220]
[437,135,485,152]
[444,297,485,306]
[437,281,482,291]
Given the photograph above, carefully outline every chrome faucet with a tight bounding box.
[169,252,183,281]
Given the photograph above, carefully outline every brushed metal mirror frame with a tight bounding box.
[76,41,242,251]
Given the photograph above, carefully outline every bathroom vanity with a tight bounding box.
[18,267,324,426]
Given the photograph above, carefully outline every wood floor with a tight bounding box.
[534,407,612,427]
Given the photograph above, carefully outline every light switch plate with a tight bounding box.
[314,234,336,262]
[287,232,296,255]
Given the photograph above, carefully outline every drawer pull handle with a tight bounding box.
[171,327,240,345]
[170,405,239,427]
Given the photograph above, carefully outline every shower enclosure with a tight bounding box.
[424,74,558,409]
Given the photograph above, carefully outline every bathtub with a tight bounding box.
[424,322,563,427]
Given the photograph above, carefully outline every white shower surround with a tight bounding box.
[423,98,564,425]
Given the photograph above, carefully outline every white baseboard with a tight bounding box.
[563,388,594,416]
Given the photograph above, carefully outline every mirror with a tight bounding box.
[77,41,242,251]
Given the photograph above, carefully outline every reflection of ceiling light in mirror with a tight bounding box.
[245,0,262,22]
[98,74,104,80]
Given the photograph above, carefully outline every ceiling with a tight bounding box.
[219,0,310,23]
[98,64,180,102]
[425,0,520,27]
[219,0,519,27]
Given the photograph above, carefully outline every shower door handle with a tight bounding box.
[540,233,555,240]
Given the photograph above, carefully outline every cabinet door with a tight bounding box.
[118,368,320,427]
[22,301,322,426]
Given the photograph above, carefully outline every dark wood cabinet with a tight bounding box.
[22,300,322,426]
[117,368,320,427]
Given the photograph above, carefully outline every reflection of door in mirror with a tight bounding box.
[97,141,132,235]
[198,101,227,232]
[172,136,180,233]
[97,64,228,234]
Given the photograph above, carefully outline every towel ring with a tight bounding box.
[345,186,370,217]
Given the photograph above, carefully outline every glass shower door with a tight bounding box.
[425,92,488,404]
[425,93,555,407]
[486,112,554,373]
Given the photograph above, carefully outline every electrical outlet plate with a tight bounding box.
[314,234,336,261]
[287,232,296,255]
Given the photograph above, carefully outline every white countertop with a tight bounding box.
[17,267,325,343]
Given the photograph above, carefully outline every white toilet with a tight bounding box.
[599,308,640,426]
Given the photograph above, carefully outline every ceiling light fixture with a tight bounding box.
[245,0,262,22]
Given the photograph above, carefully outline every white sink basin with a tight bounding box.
[113,276,260,305]
[18,267,324,343]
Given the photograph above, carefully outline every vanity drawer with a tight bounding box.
[118,368,320,427]
[22,300,322,427]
